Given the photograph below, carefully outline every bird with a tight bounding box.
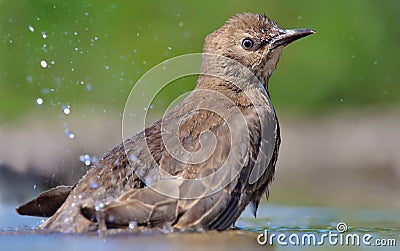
[16,13,314,233]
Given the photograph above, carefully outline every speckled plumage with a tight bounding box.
[17,13,314,233]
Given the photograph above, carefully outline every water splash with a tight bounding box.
[94,200,104,211]
[107,215,115,223]
[89,181,99,189]
[79,154,98,166]
[65,129,75,139]
[62,104,71,115]
[144,176,153,185]
[129,154,137,162]
[161,222,174,233]
[28,25,35,32]
[40,60,48,68]
[36,97,44,105]
[129,221,138,230]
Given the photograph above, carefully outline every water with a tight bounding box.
[0,204,398,250]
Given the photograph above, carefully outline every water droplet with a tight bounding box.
[129,154,137,162]
[73,31,78,36]
[161,222,174,233]
[136,32,140,37]
[62,104,71,115]
[145,176,153,185]
[40,60,48,68]
[28,25,35,32]
[339,98,344,103]
[178,22,184,28]
[26,75,33,83]
[297,16,302,20]
[107,215,115,222]
[194,227,205,233]
[41,32,47,39]
[65,129,75,139]
[33,184,37,189]
[182,31,191,39]
[36,97,43,105]
[90,181,99,189]
[86,84,92,91]
[149,104,154,109]
[105,65,109,70]
[129,221,138,229]
[373,61,378,65]
[94,200,104,211]
[80,154,92,166]
[167,46,172,50]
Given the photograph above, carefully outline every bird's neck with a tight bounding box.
[194,74,269,109]
[197,53,261,93]
[253,46,283,90]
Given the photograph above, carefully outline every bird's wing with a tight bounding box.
[80,104,254,230]
[16,185,73,217]
[81,180,179,227]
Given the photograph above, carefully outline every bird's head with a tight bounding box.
[203,13,314,88]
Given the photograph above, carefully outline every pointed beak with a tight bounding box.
[271,29,315,49]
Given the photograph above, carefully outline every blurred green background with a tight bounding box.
[0,2,400,247]
[0,0,399,123]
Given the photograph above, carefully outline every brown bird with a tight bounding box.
[16,13,314,233]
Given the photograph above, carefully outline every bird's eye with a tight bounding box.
[241,38,255,50]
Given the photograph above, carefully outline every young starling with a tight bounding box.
[16,13,314,233]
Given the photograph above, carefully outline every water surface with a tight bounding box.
[1,204,398,250]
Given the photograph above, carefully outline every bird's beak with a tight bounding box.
[271,29,315,49]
